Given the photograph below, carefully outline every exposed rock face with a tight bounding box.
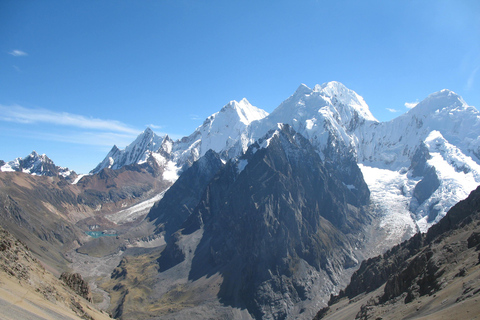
[316,185,480,320]
[154,124,370,319]
[0,225,35,281]
[60,272,93,302]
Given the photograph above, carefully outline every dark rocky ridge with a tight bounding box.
[408,143,442,221]
[155,124,371,319]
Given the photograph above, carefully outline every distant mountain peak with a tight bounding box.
[219,98,268,126]
[144,127,154,134]
[0,151,76,180]
[91,128,170,174]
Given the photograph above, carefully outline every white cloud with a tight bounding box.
[190,114,202,121]
[404,101,418,109]
[9,50,28,56]
[34,130,138,148]
[386,108,400,113]
[146,124,163,129]
[0,104,139,134]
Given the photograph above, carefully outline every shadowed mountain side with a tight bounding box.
[159,125,371,319]
[0,172,86,272]
[146,149,224,239]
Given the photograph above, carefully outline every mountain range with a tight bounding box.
[1,81,479,319]
[87,81,480,235]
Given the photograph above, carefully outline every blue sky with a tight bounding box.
[1,0,479,173]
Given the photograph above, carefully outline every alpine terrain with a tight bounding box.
[1,81,479,319]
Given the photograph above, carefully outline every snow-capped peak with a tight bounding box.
[407,89,468,117]
[315,81,377,122]
[220,98,269,125]
[293,83,312,96]
[90,128,171,173]
[1,150,75,179]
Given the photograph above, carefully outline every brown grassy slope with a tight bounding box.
[0,225,112,320]
[315,185,480,320]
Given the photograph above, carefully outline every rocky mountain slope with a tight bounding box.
[0,158,173,274]
[314,185,480,320]
[0,224,111,320]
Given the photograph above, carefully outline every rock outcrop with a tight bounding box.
[60,272,93,302]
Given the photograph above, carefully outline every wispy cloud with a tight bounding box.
[0,104,139,134]
[146,124,163,129]
[8,50,28,57]
[34,130,139,148]
[190,114,202,121]
[405,101,418,109]
[466,65,480,90]
[386,108,400,113]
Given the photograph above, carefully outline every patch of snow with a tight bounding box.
[237,159,248,173]
[72,174,87,184]
[359,164,418,244]
[0,162,16,172]
[106,190,167,224]
[128,236,166,248]
[344,183,356,190]
[163,161,179,182]
[305,118,316,130]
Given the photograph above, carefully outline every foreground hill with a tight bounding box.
[0,225,111,320]
[314,185,480,320]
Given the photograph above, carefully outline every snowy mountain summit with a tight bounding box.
[92,98,269,176]
[1,151,76,180]
[91,127,173,174]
